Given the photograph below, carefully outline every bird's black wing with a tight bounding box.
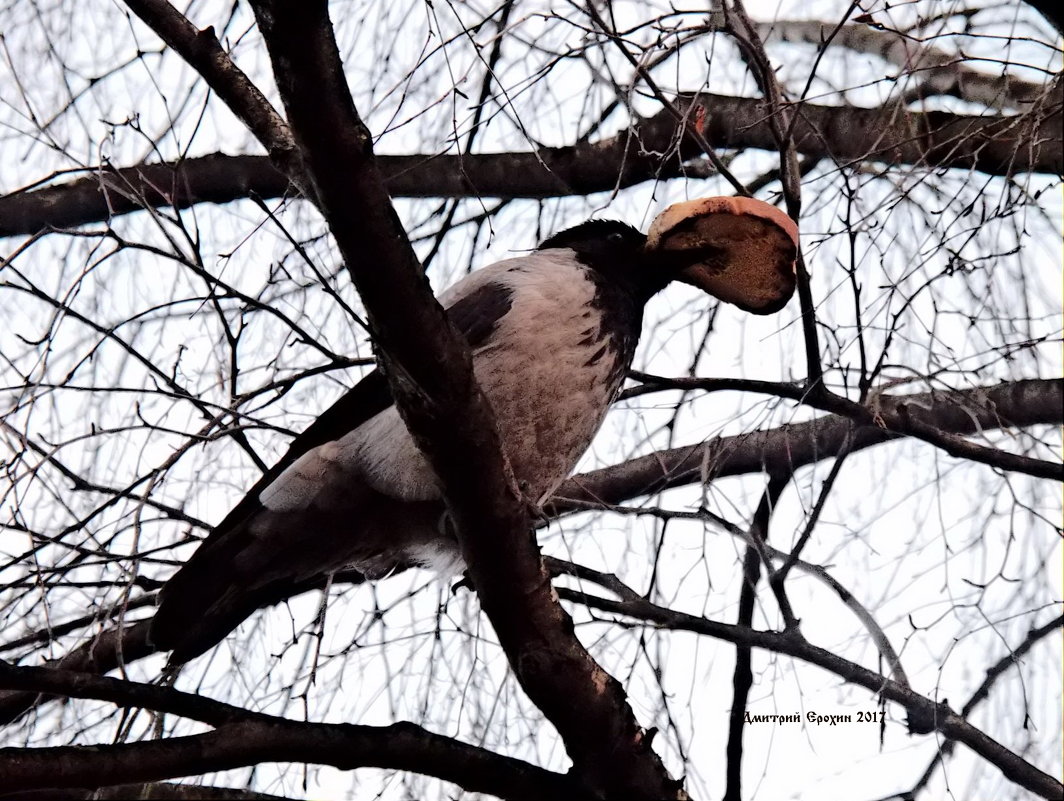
[203,279,515,535]
[208,367,393,537]
[152,278,515,660]
[207,279,514,530]
[445,277,514,350]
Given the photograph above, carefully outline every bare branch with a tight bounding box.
[555,377,1063,510]
[0,661,579,801]
[0,784,294,801]
[910,614,1064,797]
[724,470,792,801]
[2,97,1059,238]
[550,590,1063,800]
[120,0,303,187]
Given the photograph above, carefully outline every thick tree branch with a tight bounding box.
[1,725,577,801]
[553,377,1063,510]
[626,373,1064,480]
[0,661,579,801]
[0,619,156,725]
[625,372,1064,481]
[2,95,1059,238]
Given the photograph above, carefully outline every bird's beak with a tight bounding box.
[646,197,799,314]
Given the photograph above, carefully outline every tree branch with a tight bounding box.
[553,377,1063,510]
[0,661,579,801]
[120,0,303,190]
[0,784,293,801]
[2,95,1059,238]
[756,16,1055,109]
[550,589,1064,800]
[724,471,792,801]
[910,613,1064,797]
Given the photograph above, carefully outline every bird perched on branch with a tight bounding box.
[151,197,799,664]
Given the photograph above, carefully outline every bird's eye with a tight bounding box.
[607,231,626,245]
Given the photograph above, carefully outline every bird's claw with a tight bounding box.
[517,480,547,522]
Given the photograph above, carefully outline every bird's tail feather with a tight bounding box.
[151,492,445,664]
[150,514,281,664]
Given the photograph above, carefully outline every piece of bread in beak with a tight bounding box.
[648,196,799,314]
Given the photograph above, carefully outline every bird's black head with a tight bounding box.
[536,199,799,316]
[538,219,646,255]
[538,220,664,300]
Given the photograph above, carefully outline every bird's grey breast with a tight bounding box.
[470,251,639,501]
[260,250,637,515]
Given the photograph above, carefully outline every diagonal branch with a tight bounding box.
[120,0,303,189]
[549,588,1064,800]
[909,613,1064,798]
